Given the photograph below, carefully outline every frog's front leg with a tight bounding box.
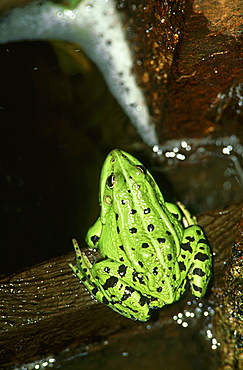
[85,218,102,248]
[177,201,197,227]
[177,226,212,299]
[70,240,150,321]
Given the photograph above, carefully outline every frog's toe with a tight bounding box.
[111,301,151,321]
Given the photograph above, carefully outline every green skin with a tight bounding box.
[52,0,82,9]
[65,0,81,8]
[70,149,212,321]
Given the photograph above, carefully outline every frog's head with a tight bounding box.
[99,149,165,220]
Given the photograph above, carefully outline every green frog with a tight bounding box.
[70,149,212,321]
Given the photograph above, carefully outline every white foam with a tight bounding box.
[0,0,158,146]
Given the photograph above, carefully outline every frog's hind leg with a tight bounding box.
[70,240,150,321]
[177,225,212,299]
[89,258,151,321]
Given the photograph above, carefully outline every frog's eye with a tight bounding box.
[136,165,147,175]
[107,174,116,188]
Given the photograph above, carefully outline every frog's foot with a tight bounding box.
[69,239,97,294]
[177,201,197,227]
